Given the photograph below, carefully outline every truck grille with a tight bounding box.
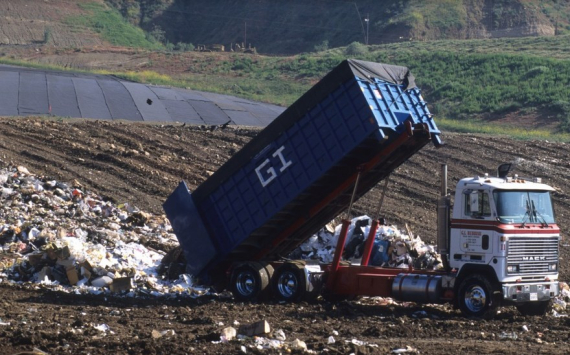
[507,237,559,274]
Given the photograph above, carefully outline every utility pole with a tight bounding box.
[244,21,247,48]
[365,13,369,45]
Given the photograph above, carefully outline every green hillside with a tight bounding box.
[105,0,570,54]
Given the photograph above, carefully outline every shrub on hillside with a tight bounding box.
[345,42,367,57]
[313,40,329,52]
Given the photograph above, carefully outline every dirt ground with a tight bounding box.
[0,117,570,354]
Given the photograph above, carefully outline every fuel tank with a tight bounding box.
[392,273,443,304]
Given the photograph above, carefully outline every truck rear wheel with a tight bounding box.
[272,263,306,302]
[457,274,497,318]
[516,300,550,316]
[230,262,271,302]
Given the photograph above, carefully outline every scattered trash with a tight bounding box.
[94,324,110,332]
[152,329,176,339]
[254,337,283,350]
[151,330,163,339]
[274,329,286,341]
[347,339,366,346]
[0,165,204,298]
[391,346,419,354]
[521,325,529,332]
[293,216,442,271]
[327,336,335,344]
[221,327,237,342]
[239,320,271,337]
[498,331,518,340]
[290,339,307,351]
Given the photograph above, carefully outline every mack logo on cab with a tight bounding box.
[522,256,547,261]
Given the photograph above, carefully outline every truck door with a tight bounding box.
[451,189,495,265]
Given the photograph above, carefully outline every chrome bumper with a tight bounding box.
[502,281,559,302]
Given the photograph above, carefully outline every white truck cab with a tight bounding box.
[439,165,560,316]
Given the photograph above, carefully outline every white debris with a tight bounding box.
[221,327,237,342]
[291,339,307,351]
[294,215,442,271]
[91,276,113,287]
[391,346,418,354]
[274,329,286,341]
[498,331,518,340]
[347,339,366,346]
[94,324,110,332]
[0,165,197,298]
[254,337,283,349]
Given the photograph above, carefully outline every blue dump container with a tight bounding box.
[164,59,441,277]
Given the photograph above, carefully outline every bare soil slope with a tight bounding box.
[0,117,569,354]
[0,0,105,47]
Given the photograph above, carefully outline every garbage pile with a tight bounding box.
[291,215,443,270]
[0,165,207,297]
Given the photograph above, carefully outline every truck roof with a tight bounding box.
[459,176,555,191]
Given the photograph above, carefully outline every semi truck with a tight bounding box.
[163,59,560,317]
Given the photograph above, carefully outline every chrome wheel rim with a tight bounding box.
[465,285,487,313]
[277,271,298,298]
[236,271,256,296]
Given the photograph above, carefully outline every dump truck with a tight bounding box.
[163,59,559,317]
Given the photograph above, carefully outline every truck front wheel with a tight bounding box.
[230,262,271,302]
[457,274,497,317]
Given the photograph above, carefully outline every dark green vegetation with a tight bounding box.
[103,0,570,54]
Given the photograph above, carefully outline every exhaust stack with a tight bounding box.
[437,164,451,271]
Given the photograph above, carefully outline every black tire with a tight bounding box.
[230,262,270,302]
[258,262,275,300]
[457,274,497,318]
[272,263,306,302]
[516,300,551,316]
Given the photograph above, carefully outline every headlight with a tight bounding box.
[549,264,558,271]
[507,265,519,273]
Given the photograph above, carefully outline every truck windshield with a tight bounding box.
[493,190,555,224]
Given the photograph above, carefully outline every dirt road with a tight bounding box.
[0,117,569,354]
